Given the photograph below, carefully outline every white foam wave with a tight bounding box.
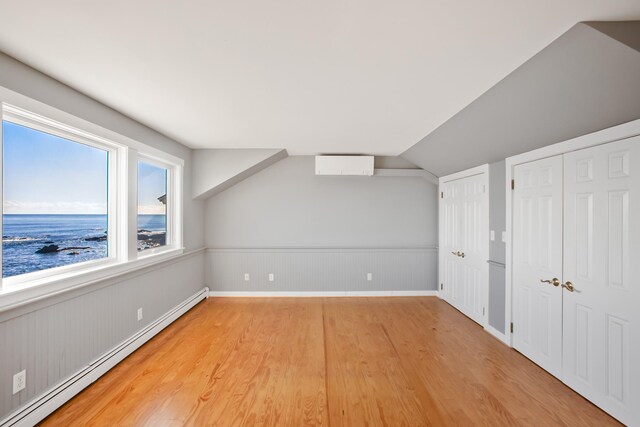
[3,236,40,243]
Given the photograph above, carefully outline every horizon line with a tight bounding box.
[3,213,165,216]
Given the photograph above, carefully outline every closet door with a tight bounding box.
[458,174,488,325]
[512,155,563,378]
[562,136,640,426]
[439,181,459,303]
[439,172,488,326]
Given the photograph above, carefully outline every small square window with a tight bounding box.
[137,161,168,251]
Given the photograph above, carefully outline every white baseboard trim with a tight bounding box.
[209,290,439,297]
[485,324,511,346]
[1,286,209,427]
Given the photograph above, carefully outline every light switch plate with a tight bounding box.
[490,230,495,241]
[501,231,507,243]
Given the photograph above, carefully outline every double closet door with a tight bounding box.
[440,170,488,326]
[512,136,640,425]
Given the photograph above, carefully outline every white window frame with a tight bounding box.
[1,104,121,286]
[135,154,182,258]
[0,88,184,308]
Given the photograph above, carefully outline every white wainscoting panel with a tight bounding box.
[0,249,206,423]
[207,248,438,293]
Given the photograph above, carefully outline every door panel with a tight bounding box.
[562,136,640,426]
[460,174,488,325]
[512,155,563,378]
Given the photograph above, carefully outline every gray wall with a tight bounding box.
[205,156,438,292]
[208,248,437,293]
[374,156,419,169]
[488,161,506,333]
[206,156,437,248]
[0,52,206,421]
[489,161,506,264]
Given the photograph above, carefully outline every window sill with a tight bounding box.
[0,247,188,313]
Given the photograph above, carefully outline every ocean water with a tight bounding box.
[2,214,166,278]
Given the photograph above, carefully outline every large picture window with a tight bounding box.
[0,99,183,301]
[2,120,109,278]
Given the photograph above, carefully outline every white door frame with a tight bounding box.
[439,163,489,328]
[505,118,640,347]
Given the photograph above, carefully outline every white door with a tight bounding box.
[459,174,489,325]
[562,136,640,426]
[439,180,458,303]
[439,172,488,326]
[512,155,564,378]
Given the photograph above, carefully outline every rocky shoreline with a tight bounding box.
[32,230,166,254]
[137,231,166,251]
[35,245,91,255]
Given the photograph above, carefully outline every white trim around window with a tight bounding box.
[0,85,184,305]
[136,153,183,258]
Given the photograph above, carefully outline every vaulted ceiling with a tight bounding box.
[0,1,639,158]
[401,21,640,176]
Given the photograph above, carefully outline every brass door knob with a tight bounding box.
[540,278,560,287]
[562,281,575,292]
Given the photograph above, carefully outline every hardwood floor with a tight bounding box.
[41,297,620,426]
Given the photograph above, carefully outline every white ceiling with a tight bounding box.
[0,1,639,155]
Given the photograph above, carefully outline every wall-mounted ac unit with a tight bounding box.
[315,155,374,176]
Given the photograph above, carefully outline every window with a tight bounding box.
[137,161,168,252]
[0,99,184,299]
[2,120,109,278]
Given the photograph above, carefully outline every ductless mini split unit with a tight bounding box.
[315,155,374,176]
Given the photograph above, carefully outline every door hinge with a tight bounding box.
[440,191,444,199]
[440,283,443,290]
[510,322,514,333]
[482,307,485,316]
[511,179,515,190]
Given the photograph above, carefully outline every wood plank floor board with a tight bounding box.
[323,299,433,426]
[40,297,620,426]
